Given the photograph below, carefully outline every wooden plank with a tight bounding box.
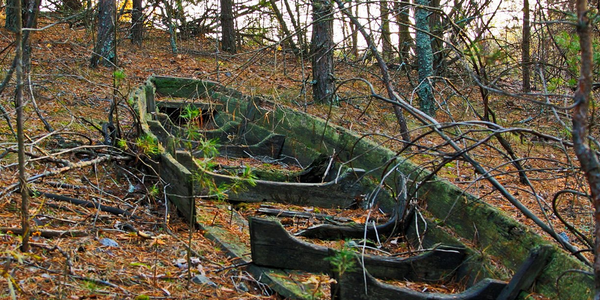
[250,217,465,282]
[174,149,368,208]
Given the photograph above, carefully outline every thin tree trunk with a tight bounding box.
[269,0,299,54]
[380,0,392,61]
[522,0,531,92]
[351,2,358,57]
[283,0,305,53]
[162,0,178,54]
[13,0,30,253]
[23,0,40,74]
[395,0,412,64]
[333,0,411,142]
[571,0,599,296]
[429,0,444,72]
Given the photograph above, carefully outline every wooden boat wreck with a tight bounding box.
[131,75,592,299]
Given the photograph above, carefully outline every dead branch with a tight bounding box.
[0,154,132,198]
[36,191,137,218]
[0,227,87,238]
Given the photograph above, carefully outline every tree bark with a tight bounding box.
[415,0,436,116]
[311,0,334,103]
[429,0,444,72]
[522,0,531,92]
[571,0,600,296]
[395,0,412,64]
[131,0,143,46]
[221,0,236,53]
[13,0,30,253]
[380,0,392,61]
[90,0,116,67]
[351,2,358,58]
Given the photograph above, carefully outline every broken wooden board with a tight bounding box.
[250,217,466,282]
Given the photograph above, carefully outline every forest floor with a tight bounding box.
[0,16,590,299]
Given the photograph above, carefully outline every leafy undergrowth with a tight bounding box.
[0,15,590,299]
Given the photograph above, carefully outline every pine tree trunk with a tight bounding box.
[131,0,143,46]
[221,0,236,53]
[310,0,334,103]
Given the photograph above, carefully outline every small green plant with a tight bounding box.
[116,138,128,150]
[181,104,201,121]
[325,241,357,276]
[113,69,126,85]
[196,137,220,158]
[135,134,160,156]
[148,183,160,199]
[83,280,100,293]
[180,104,204,140]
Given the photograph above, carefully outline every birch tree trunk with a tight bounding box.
[90,0,116,67]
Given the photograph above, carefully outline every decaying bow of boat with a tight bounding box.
[130,75,592,299]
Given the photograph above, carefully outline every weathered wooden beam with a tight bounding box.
[250,217,465,281]
[175,150,368,208]
[331,258,507,300]
[497,245,552,300]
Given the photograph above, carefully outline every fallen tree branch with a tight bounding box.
[0,154,131,198]
[0,227,87,238]
[36,191,137,218]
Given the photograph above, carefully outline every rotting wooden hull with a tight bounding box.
[131,75,593,299]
